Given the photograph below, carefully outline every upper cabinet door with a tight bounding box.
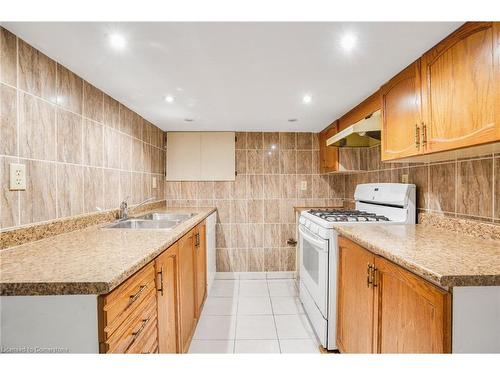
[319,123,339,173]
[166,132,235,181]
[381,60,422,161]
[421,22,500,154]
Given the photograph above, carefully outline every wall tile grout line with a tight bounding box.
[15,34,21,227]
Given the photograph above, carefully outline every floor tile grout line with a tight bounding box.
[266,278,282,353]
[233,278,240,353]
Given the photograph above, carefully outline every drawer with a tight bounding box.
[99,262,156,342]
[106,289,157,353]
[126,316,158,354]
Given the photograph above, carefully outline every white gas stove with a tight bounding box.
[298,183,416,350]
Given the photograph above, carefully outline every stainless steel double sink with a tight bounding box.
[103,212,195,230]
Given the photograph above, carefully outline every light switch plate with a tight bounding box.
[152,176,157,189]
[401,174,409,184]
[10,163,26,190]
[300,180,307,191]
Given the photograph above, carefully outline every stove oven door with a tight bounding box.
[298,224,329,318]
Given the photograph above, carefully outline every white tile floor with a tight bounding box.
[189,276,320,354]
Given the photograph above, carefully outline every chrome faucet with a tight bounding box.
[119,197,130,220]
[118,197,155,220]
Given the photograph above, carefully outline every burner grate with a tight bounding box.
[308,209,390,222]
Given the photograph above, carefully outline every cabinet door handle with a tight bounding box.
[129,284,147,304]
[157,267,164,296]
[421,122,427,146]
[367,264,373,288]
[373,267,379,287]
[414,123,420,148]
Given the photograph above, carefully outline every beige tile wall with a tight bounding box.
[341,145,500,224]
[165,132,344,272]
[0,27,166,230]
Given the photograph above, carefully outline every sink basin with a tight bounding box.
[104,219,179,230]
[136,212,195,222]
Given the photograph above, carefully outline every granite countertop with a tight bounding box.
[0,207,216,296]
[332,223,500,288]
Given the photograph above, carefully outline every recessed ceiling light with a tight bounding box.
[302,95,312,104]
[271,144,277,150]
[340,33,357,52]
[109,33,126,50]
[165,95,174,103]
[184,118,195,122]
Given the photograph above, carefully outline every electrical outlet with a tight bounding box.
[300,180,308,191]
[152,176,157,189]
[10,163,26,190]
[401,174,409,184]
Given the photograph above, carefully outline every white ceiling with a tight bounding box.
[3,22,462,132]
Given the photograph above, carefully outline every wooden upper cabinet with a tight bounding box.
[338,90,381,132]
[421,22,500,153]
[194,222,207,318]
[319,122,339,173]
[373,256,451,353]
[337,237,375,353]
[381,60,423,160]
[155,243,180,353]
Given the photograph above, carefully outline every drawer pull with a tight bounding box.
[132,318,150,337]
[125,318,150,351]
[129,285,147,304]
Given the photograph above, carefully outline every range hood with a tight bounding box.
[326,110,381,147]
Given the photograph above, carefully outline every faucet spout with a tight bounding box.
[131,197,155,215]
[118,196,154,220]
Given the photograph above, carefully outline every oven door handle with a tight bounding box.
[299,225,328,251]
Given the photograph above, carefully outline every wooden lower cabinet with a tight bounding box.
[374,256,451,353]
[155,243,180,353]
[337,236,451,353]
[195,222,207,317]
[178,227,198,353]
[98,262,158,353]
[336,238,375,353]
[98,220,207,354]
